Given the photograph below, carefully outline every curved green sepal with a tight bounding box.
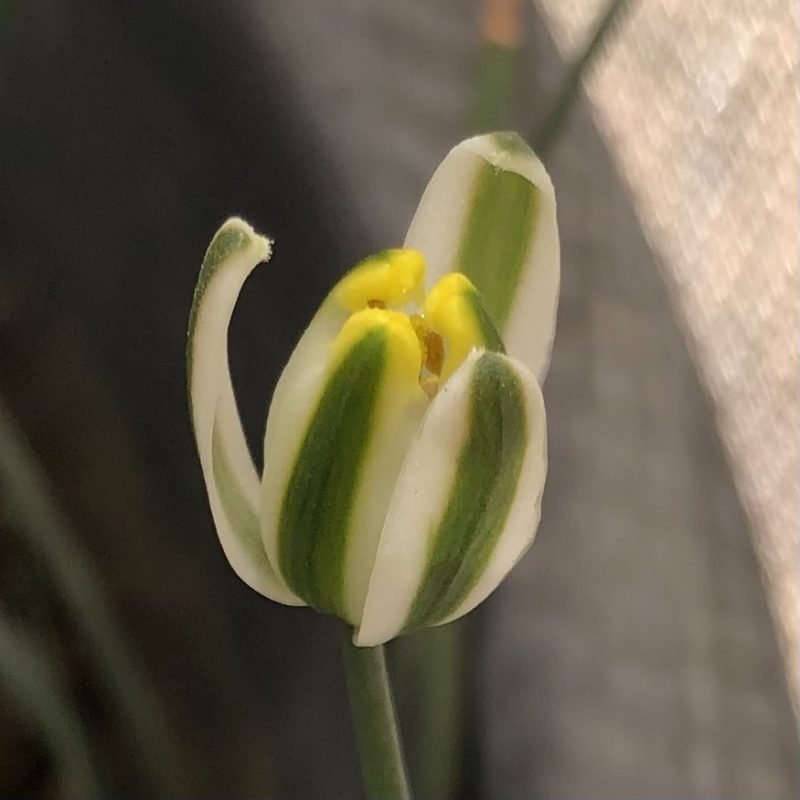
[187,218,303,605]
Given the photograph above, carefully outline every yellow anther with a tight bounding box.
[331,307,423,391]
[423,273,485,381]
[333,249,426,312]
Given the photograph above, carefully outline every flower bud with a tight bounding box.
[187,132,559,645]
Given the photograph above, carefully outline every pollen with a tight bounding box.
[423,330,444,376]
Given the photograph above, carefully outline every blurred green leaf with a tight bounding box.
[0,613,104,799]
[0,399,170,797]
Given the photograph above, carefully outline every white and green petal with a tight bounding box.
[355,349,547,647]
[187,218,303,605]
[261,305,429,625]
[404,132,560,382]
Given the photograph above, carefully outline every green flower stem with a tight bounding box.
[397,624,464,798]
[532,0,635,155]
[470,41,517,134]
[469,0,522,133]
[342,627,411,800]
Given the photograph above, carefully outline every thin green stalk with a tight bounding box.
[469,0,522,134]
[342,627,411,800]
[0,400,170,797]
[470,41,517,134]
[532,0,635,156]
[394,624,464,799]
[0,613,105,799]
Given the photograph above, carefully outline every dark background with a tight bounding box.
[1,1,797,798]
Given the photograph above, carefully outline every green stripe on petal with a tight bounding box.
[355,351,546,647]
[263,309,427,622]
[405,353,526,629]
[278,326,386,614]
[187,218,303,605]
[462,283,505,354]
[404,132,560,382]
[457,164,538,329]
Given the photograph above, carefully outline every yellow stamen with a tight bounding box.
[330,307,422,392]
[423,273,486,381]
[331,254,492,397]
[333,249,426,312]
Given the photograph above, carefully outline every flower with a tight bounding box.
[187,132,559,646]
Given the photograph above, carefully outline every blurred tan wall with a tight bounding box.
[537,0,799,711]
